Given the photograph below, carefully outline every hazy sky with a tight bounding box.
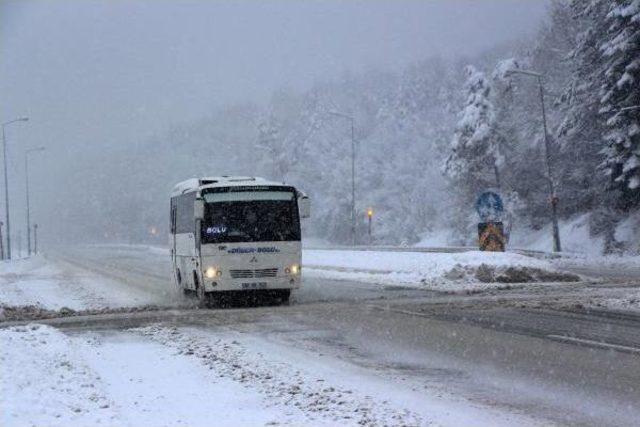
[0,0,549,246]
[2,1,549,149]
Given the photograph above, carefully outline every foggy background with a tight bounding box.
[1,1,550,248]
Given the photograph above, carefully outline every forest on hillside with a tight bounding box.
[68,0,639,253]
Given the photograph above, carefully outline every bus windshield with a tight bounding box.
[200,189,300,243]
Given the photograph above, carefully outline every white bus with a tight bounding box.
[169,176,310,306]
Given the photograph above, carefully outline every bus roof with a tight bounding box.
[170,176,290,197]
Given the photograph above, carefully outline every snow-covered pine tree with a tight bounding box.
[599,0,640,209]
[444,65,505,243]
[444,65,502,192]
[256,113,287,179]
[553,0,606,216]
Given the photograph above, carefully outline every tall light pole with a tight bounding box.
[327,111,356,246]
[366,207,373,245]
[25,146,45,256]
[505,69,562,252]
[33,223,38,254]
[2,117,29,260]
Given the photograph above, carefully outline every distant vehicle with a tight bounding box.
[169,176,310,305]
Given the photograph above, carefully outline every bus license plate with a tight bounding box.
[241,282,267,289]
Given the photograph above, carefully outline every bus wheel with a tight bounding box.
[194,272,208,308]
[279,289,291,305]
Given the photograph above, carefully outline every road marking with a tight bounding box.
[547,335,640,354]
[373,307,640,356]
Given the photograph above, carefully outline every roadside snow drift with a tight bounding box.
[303,249,579,291]
[0,324,283,427]
[0,324,118,426]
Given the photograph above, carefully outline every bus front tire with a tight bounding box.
[278,289,291,304]
[194,272,208,308]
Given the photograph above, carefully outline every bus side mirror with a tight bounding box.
[299,196,311,218]
[194,199,204,220]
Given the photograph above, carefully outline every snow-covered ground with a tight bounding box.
[0,323,542,427]
[0,246,639,426]
[0,255,174,311]
[551,254,640,312]
[0,325,289,427]
[587,291,640,312]
[0,248,580,313]
[303,249,577,291]
[416,213,640,256]
[1,246,638,316]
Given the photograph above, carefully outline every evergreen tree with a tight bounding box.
[599,0,640,209]
[445,66,502,191]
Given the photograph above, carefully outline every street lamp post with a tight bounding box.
[505,69,562,252]
[33,223,38,254]
[327,111,356,246]
[366,208,373,245]
[2,117,29,260]
[25,147,45,256]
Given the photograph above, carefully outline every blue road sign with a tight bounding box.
[476,191,504,222]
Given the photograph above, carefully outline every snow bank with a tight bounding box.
[510,213,640,256]
[303,249,578,291]
[0,325,117,426]
[509,215,604,255]
[0,325,286,427]
[615,213,640,253]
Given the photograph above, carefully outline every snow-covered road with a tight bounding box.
[1,245,640,426]
[1,322,543,427]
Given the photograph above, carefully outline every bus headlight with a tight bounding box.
[205,267,222,279]
[285,264,300,275]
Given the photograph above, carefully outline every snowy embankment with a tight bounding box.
[417,213,640,256]
[303,249,579,291]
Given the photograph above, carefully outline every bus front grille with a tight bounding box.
[230,268,278,279]
[255,268,278,278]
[230,269,254,278]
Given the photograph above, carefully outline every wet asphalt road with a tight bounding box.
[19,245,640,425]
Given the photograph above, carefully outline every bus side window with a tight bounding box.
[175,191,196,234]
